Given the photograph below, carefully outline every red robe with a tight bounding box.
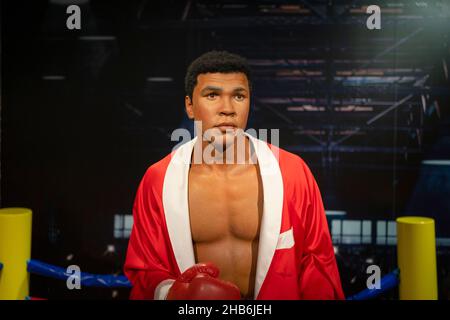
[124,134,345,300]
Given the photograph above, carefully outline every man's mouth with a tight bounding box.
[214,123,237,132]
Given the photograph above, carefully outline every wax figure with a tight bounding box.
[124,51,344,300]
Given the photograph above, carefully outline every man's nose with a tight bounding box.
[219,96,236,116]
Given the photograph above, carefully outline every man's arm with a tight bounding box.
[124,168,177,299]
[297,162,345,300]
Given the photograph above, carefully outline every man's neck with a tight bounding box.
[190,135,257,172]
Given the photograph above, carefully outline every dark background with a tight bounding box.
[1,0,450,299]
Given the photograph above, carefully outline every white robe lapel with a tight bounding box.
[162,134,284,299]
[162,137,197,273]
[245,133,284,299]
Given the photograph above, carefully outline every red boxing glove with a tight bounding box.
[166,262,241,300]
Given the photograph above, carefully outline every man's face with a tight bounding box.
[185,72,250,146]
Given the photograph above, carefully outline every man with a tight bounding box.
[124,51,345,300]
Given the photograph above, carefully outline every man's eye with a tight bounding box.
[207,93,217,99]
[235,94,245,101]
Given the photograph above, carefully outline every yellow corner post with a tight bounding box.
[396,216,438,300]
[0,208,32,300]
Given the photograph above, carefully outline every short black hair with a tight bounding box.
[184,50,252,99]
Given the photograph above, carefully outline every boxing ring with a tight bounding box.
[0,208,438,300]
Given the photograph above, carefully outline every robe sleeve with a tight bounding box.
[297,162,345,300]
[124,167,177,299]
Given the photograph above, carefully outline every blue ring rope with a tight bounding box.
[347,269,400,300]
[27,259,131,288]
[0,259,398,297]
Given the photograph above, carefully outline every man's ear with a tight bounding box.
[185,95,194,119]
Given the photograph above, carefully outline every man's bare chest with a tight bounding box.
[188,166,263,243]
